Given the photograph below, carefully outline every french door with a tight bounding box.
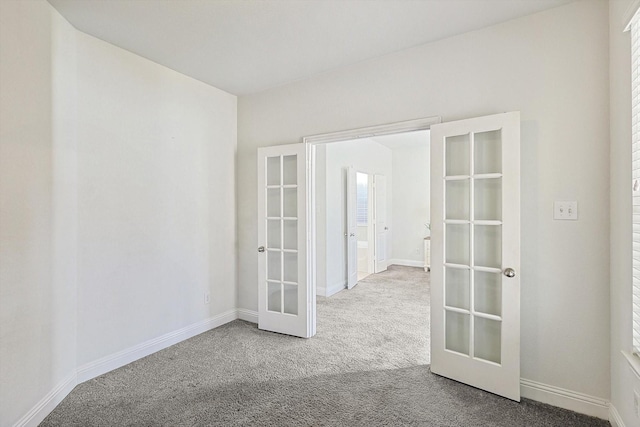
[430,112,521,401]
[346,166,358,289]
[374,174,388,273]
[257,143,314,338]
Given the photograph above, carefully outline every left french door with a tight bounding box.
[257,143,315,338]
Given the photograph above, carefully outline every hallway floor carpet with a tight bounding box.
[41,266,606,426]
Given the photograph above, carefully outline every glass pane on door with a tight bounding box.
[283,284,298,315]
[445,224,470,265]
[446,180,470,220]
[474,179,501,221]
[474,271,502,316]
[283,155,297,185]
[283,252,297,283]
[267,282,281,312]
[267,220,281,249]
[267,251,281,281]
[474,225,501,269]
[445,267,470,310]
[474,130,501,175]
[283,220,297,250]
[446,134,470,176]
[474,317,501,364]
[446,311,470,355]
[267,189,280,217]
[267,157,281,186]
[283,188,297,218]
[263,154,300,316]
[443,127,505,365]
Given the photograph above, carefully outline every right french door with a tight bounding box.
[430,112,521,401]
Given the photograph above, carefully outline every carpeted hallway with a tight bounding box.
[41,265,606,426]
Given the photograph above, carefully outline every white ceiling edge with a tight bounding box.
[48,0,574,95]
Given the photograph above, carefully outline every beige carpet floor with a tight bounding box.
[40,265,606,426]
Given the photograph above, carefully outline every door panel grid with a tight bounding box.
[264,154,299,317]
[443,130,504,364]
[257,142,315,338]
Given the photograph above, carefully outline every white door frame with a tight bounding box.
[303,116,441,298]
[366,174,375,274]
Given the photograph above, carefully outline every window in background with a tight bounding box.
[356,172,368,226]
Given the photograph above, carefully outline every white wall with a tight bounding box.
[75,32,237,366]
[390,142,430,265]
[320,138,392,295]
[0,1,78,425]
[609,1,640,426]
[0,1,238,424]
[238,0,610,407]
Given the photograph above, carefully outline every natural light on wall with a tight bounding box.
[631,7,640,356]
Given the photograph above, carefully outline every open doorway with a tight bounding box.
[256,116,439,339]
[258,113,520,401]
[313,129,431,297]
[308,127,432,367]
[355,171,373,281]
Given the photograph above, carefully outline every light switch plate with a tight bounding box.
[553,201,578,220]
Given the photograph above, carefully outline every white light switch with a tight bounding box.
[554,201,578,220]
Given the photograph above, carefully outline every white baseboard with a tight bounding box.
[388,259,424,268]
[316,286,327,297]
[520,378,609,420]
[13,372,77,427]
[76,309,238,383]
[237,308,258,324]
[609,403,626,427]
[326,281,346,297]
[16,310,618,427]
[16,310,238,426]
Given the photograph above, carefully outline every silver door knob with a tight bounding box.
[503,268,516,278]
[350,233,355,237]
[384,227,389,230]
[258,246,265,253]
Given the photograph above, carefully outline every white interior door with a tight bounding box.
[257,143,314,338]
[374,174,388,274]
[346,166,358,289]
[430,112,521,401]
